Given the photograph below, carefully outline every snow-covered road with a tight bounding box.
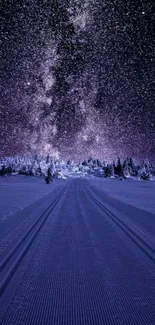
[0,178,155,324]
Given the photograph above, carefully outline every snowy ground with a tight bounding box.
[0,176,155,223]
[0,175,67,222]
[1,178,155,324]
[88,177,155,214]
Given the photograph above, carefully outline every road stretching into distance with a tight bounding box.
[0,179,155,325]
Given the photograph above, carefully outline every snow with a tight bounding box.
[0,176,67,222]
[0,156,155,180]
[87,178,155,214]
[1,176,155,223]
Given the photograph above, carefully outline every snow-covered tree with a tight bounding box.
[0,155,154,180]
[138,161,151,180]
[115,158,125,178]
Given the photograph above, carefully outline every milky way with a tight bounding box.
[1,0,155,161]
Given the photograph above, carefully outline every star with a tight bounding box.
[0,0,154,161]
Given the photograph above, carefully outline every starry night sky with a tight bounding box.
[1,0,155,161]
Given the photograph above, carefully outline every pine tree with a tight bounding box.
[122,158,130,177]
[110,164,115,177]
[46,153,50,164]
[115,158,125,178]
[139,161,151,180]
[82,160,87,166]
[104,164,111,178]
[128,157,137,176]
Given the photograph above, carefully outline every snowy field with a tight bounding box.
[0,176,67,221]
[88,178,155,214]
[0,176,155,223]
[1,176,155,324]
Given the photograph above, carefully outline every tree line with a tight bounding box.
[0,155,155,180]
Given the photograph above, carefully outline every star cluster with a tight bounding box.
[0,0,155,161]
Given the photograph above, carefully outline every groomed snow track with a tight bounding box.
[84,181,155,268]
[0,183,69,297]
[0,179,155,325]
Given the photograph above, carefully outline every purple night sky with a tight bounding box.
[1,0,155,161]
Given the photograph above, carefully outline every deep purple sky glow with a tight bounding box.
[1,0,155,161]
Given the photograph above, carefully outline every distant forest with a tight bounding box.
[0,155,155,181]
